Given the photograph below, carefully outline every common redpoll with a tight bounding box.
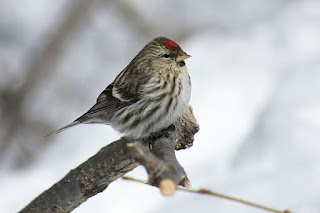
[48,36,191,139]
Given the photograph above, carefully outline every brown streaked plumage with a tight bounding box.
[47,36,191,139]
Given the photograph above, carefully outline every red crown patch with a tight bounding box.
[164,38,179,50]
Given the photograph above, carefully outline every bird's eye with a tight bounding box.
[163,54,170,58]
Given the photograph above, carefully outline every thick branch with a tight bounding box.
[128,125,189,195]
[20,106,199,213]
[20,138,139,213]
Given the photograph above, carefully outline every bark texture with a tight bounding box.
[20,106,199,213]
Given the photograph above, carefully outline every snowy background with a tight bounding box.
[1,0,320,212]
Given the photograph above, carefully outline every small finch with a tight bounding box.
[48,36,191,139]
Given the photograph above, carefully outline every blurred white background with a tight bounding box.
[1,0,320,212]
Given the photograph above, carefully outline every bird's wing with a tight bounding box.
[112,71,152,103]
[75,83,129,123]
[76,69,152,123]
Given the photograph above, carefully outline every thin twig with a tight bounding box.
[122,176,291,213]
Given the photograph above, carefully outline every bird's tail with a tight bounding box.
[45,121,81,137]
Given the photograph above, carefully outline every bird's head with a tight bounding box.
[138,37,191,70]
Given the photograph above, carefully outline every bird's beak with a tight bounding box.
[176,51,191,62]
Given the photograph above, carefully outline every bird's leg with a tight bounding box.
[148,124,176,150]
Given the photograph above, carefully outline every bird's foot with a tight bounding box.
[148,124,175,150]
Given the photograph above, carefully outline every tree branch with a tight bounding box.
[20,106,199,213]
[128,125,189,195]
[122,176,292,213]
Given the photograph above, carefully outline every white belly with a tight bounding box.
[112,70,191,139]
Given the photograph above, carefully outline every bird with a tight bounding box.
[47,36,191,139]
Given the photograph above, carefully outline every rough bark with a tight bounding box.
[128,125,189,195]
[20,106,199,213]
